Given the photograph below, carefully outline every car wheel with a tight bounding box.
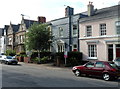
[6,61,9,65]
[103,73,110,81]
[75,70,81,77]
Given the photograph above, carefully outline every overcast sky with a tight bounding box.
[0,0,120,28]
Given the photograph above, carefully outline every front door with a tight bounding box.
[116,44,120,58]
[108,44,113,61]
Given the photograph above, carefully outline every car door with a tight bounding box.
[82,62,95,75]
[92,61,105,76]
[0,55,2,62]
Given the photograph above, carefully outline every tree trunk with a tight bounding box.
[38,50,41,63]
[38,50,40,58]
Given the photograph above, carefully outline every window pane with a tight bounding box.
[59,27,63,37]
[86,62,94,67]
[100,24,106,35]
[86,26,92,37]
[95,62,105,68]
[88,44,97,57]
[73,25,77,36]
[116,21,120,34]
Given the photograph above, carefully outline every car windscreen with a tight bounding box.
[109,62,119,69]
[6,56,13,59]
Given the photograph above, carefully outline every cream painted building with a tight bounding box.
[79,3,120,61]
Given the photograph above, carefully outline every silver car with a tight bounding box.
[0,55,6,63]
[2,56,18,65]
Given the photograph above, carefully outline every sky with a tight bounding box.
[0,0,120,28]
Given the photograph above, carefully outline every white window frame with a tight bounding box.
[59,27,63,37]
[115,21,120,34]
[9,37,12,45]
[100,23,106,36]
[57,44,64,52]
[72,25,78,37]
[72,44,77,51]
[86,25,92,37]
[88,44,97,59]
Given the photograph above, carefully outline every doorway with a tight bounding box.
[108,44,113,61]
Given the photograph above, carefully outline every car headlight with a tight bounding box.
[72,67,77,70]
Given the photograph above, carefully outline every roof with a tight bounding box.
[48,4,119,23]
[79,5,119,23]
[11,24,20,33]
[4,25,9,35]
[23,19,38,29]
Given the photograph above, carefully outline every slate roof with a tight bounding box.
[11,24,20,33]
[4,25,9,35]
[79,5,120,22]
[23,19,37,29]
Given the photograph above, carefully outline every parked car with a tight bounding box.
[72,61,120,81]
[113,58,120,68]
[0,55,6,63]
[2,56,18,65]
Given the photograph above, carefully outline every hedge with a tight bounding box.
[54,51,83,66]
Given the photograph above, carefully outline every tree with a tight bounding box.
[25,23,52,58]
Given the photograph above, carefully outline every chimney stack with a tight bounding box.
[87,1,94,16]
[38,16,46,23]
[65,6,74,17]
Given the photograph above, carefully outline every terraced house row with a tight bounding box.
[0,2,120,62]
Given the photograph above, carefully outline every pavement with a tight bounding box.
[19,62,73,70]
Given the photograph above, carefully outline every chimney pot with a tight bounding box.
[38,16,46,23]
[88,2,94,16]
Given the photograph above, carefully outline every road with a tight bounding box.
[1,62,120,88]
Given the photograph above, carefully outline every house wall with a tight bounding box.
[79,17,119,61]
[49,14,80,52]
[0,36,5,54]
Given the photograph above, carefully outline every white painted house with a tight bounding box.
[79,3,120,61]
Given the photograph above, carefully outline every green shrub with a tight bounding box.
[40,56,48,63]
[54,51,83,67]
[66,57,79,67]
[31,52,51,58]
[17,51,27,57]
[32,57,41,63]
[6,49,16,56]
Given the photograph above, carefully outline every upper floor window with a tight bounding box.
[86,25,92,37]
[116,21,120,34]
[100,24,106,35]
[8,37,12,45]
[59,27,63,37]
[72,25,77,36]
[19,35,25,43]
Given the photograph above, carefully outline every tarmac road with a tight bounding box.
[1,62,120,88]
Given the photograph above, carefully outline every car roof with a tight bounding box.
[89,60,113,63]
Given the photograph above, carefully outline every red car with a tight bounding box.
[72,61,120,81]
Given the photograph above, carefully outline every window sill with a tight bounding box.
[88,57,98,60]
